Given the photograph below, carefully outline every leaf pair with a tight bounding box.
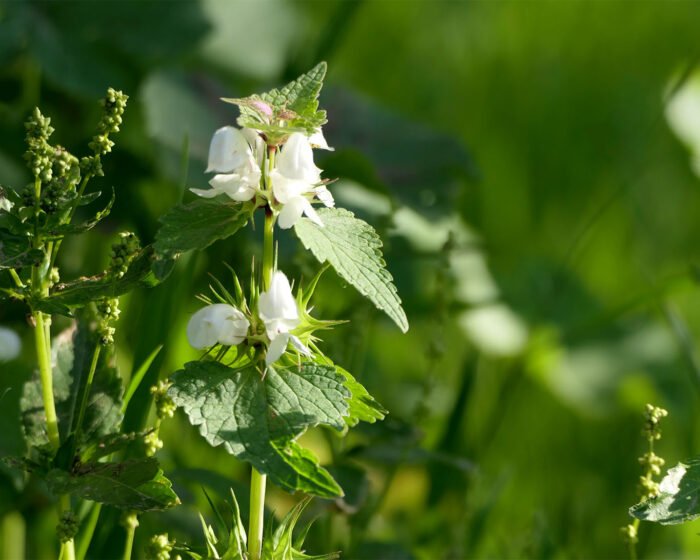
[168,361,348,498]
[155,203,408,333]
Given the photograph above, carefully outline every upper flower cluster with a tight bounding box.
[192,127,334,229]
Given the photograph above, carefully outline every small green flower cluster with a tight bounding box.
[96,297,120,345]
[56,511,78,543]
[110,232,141,278]
[643,404,668,442]
[151,380,176,420]
[24,108,55,182]
[146,533,178,560]
[88,88,128,157]
[621,403,669,547]
[80,88,128,179]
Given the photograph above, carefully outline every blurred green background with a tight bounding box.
[3,0,700,558]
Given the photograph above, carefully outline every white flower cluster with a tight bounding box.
[186,271,310,366]
[192,127,334,229]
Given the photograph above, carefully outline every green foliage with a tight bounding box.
[168,361,348,497]
[46,458,179,512]
[154,198,253,257]
[20,324,122,449]
[630,458,700,525]
[263,498,339,560]
[0,233,43,270]
[334,365,387,428]
[295,208,408,333]
[223,62,327,143]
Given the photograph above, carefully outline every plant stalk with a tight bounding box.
[248,468,267,560]
[122,516,137,560]
[59,496,76,560]
[34,311,60,450]
[248,174,276,560]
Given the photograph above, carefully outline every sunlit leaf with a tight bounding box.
[295,208,408,333]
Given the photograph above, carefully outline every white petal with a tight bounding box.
[241,128,266,166]
[301,199,323,227]
[209,173,257,202]
[309,129,334,151]
[290,335,311,356]
[271,170,311,203]
[190,187,223,199]
[0,327,21,362]
[259,271,299,325]
[277,196,307,229]
[265,333,290,365]
[207,126,252,173]
[187,304,249,349]
[277,133,322,183]
[314,185,335,208]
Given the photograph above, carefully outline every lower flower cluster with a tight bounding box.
[186,270,311,366]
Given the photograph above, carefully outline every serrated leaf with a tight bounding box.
[0,231,43,270]
[294,207,408,333]
[20,324,122,450]
[79,431,145,462]
[263,497,339,560]
[223,62,328,141]
[630,458,700,525]
[169,361,348,497]
[154,197,252,257]
[34,246,164,313]
[47,189,115,237]
[334,366,386,427]
[46,458,179,511]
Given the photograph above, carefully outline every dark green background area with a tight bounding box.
[3,1,700,558]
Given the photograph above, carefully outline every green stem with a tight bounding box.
[122,516,137,560]
[9,268,24,288]
[76,504,102,560]
[59,496,76,560]
[74,345,101,445]
[248,468,267,560]
[1,511,25,560]
[34,311,60,450]
[263,208,275,290]
[247,168,276,560]
[50,174,92,269]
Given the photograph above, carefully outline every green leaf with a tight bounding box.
[0,231,43,270]
[223,62,328,141]
[20,324,122,449]
[168,361,348,497]
[294,207,408,333]
[79,431,145,462]
[263,497,339,560]
[154,197,252,257]
[630,458,700,525]
[46,458,179,511]
[334,366,386,428]
[46,189,115,237]
[35,246,165,313]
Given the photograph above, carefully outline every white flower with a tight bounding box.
[186,303,250,349]
[0,326,21,362]
[270,133,334,229]
[191,126,262,202]
[309,129,334,151]
[258,271,310,365]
